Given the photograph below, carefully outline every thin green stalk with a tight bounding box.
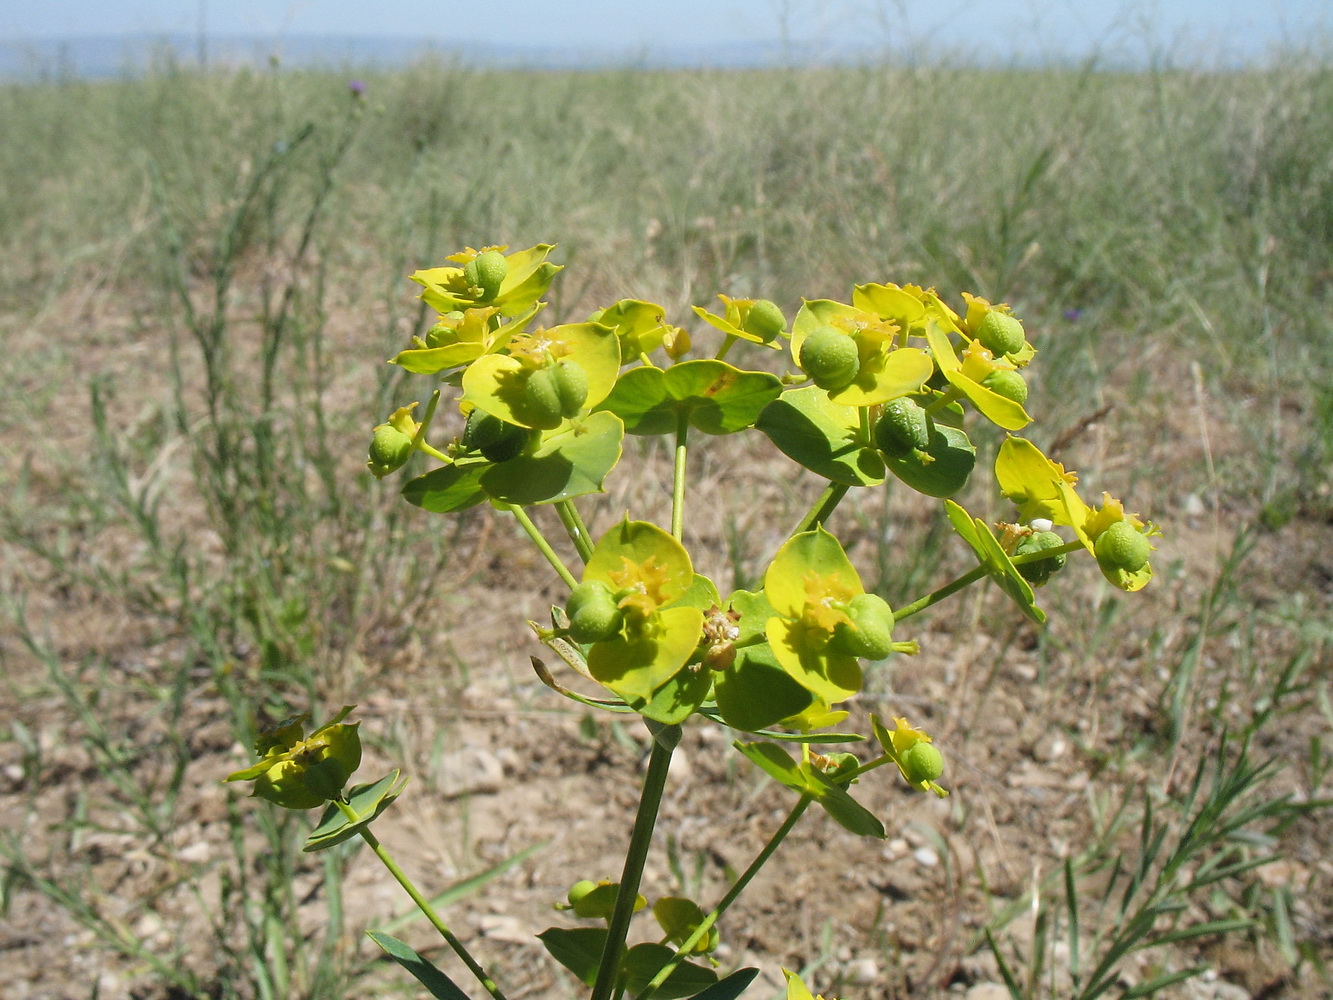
[714,334,739,361]
[672,410,690,541]
[556,500,594,562]
[923,387,964,415]
[504,504,579,590]
[591,724,681,1000]
[637,796,814,1000]
[893,565,988,623]
[338,802,507,1000]
[791,480,851,536]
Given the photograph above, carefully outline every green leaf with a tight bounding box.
[538,926,607,987]
[686,968,760,1000]
[588,606,705,704]
[304,771,406,852]
[714,644,814,733]
[634,661,715,726]
[599,366,675,435]
[943,501,1046,625]
[662,360,783,434]
[756,387,885,486]
[735,741,809,794]
[599,361,783,436]
[882,423,975,498]
[402,462,489,513]
[801,765,886,838]
[621,943,718,999]
[481,411,624,505]
[366,930,471,1000]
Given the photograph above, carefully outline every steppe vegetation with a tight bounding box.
[1,50,1331,1000]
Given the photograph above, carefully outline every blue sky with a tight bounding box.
[0,1,1328,63]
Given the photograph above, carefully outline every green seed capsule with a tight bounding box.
[900,742,944,784]
[565,581,625,643]
[875,397,931,457]
[463,411,532,463]
[982,368,1029,405]
[742,299,786,342]
[799,326,860,390]
[367,423,414,478]
[551,359,589,418]
[1094,520,1151,573]
[1014,529,1067,585]
[975,310,1026,356]
[464,249,508,300]
[519,367,565,429]
[831,593,896,659]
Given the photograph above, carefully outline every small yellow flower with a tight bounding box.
[225,708,362,810]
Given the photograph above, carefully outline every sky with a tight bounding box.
[0,0,1329,65]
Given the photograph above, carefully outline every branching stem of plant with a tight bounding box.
[591,724,681,1000]
[505,504,579,590]
[338,801,507,1000]
[672,410,690,541]
[636,795,814,1000]
[895,540,1087,623]
[556,500,594,562]
[792,480,851,536]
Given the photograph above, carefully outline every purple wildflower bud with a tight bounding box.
[348,79,366,97]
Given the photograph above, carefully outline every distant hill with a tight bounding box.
[0,33,876,79]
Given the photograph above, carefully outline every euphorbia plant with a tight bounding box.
[225,242,1161,1000]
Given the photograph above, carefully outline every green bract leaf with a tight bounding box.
[944,501,1046,625]
[925,321,1031,430]
[653,896,718,954]
[538,927,607,987]
[587,605,706,704]
[689,968,761,1000]
[389,304,542,374]
[367,930,471,1000]
[756,387,885,486]
[764,528,865,621]
[598,361,782,436]
[827,347,933,408]
[480,411,625,506]
[882,422,976,498]
[304,770,407,852]
[803,766,886,838]
[622,943,719,999]
[713,642,814,733]
[593,298,670,358]
[765,617,863,705]
[994,436,1079,526]
[401,459,489,513]
[584,520,695,606]
[735,741,808,793]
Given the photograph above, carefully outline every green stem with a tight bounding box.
[893,564,988,623]
[791,480,851,536]
[713,334,738,361]
[590,723,681,1000]
[636,796,814,1000]
[556,500,594,563]
[923,387,963,415]
[340,802,507,1000]
[672,410,690,541]
[504,504,579,590]
[1010,539,1084,564]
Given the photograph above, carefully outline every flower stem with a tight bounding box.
[714,334,738,361]
[590,722,681,1000]
[791,480,851,536]
[504,504,579,590]
[893,564,988,623]
[672,410,690,541]
[556,500,594,563]
[339,801,508,1000]
[923,387,964,415]
[636,795,814,1000]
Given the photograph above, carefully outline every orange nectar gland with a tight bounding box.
[800,572,857,636]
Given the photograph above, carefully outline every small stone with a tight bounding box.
[965,983,1011,1000]
[846,958,878,984]
[913,847,939,867]
[1212,983,1251,1000]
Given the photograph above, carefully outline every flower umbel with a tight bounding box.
[225,707,362,810]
